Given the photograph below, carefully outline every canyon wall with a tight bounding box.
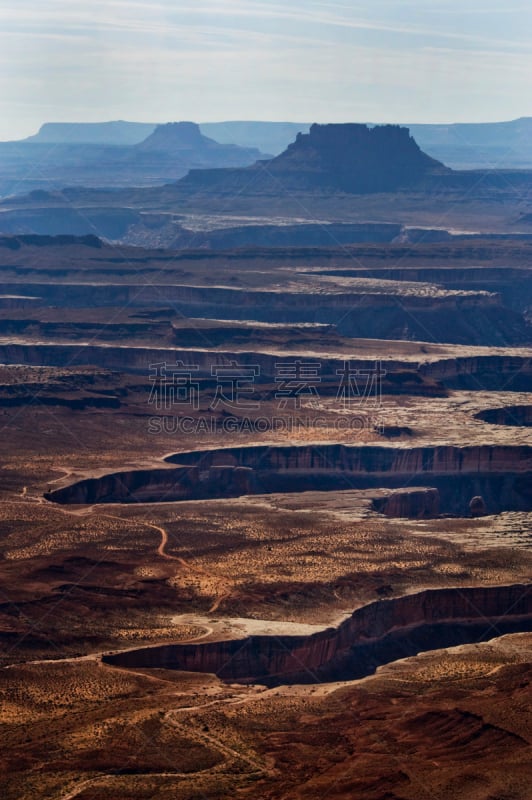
[102,584,532,685]
[0,280,526,344]
[0,341,530,394]
[318,265,532,317]
[45,443,532,514]
[170,222,403,249]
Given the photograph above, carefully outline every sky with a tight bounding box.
[1,0,531,140]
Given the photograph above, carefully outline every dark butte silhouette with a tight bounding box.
[179,123,449,194]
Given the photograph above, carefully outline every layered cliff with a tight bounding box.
[0,280,527,345]
[102,584,532,685]
[372,487,440,518]
[45,443,532,514]
[169,221,402,249]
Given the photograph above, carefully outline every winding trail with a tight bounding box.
[120,515,234,612]
[53,681,272,800]
[5,492,234,661]
[9,487,233,621]
[58,504,233,614]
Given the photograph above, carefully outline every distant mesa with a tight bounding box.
[134,121,266,163]
[24,120,156,146]
[19,117,532,168]
[274,123,448,191]
[20,119,298,153]
[179,123,450,195]
[0,121,267,197]
[135,121,215,151]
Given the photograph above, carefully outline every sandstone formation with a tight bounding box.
[168,221,403,249]
[20,117,532,168]
[0,280,527,345]
[373,487,440,518]
[3,124,532,238]
[0,206,143,239]
[133,121,265,165]
[1,116,532,800]
[1,338,529,393]
[102,584,532,684]
[45,443,532,515]
[0,236,529,346]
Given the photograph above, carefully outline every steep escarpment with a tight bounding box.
[0,342,418,379]
[1,341,530,400]
[317,264,532,316]
[419,354,532,391]
[45,443,532,514]
[0,233,103,249]
[102,584,532,684]
[165,442,532,474]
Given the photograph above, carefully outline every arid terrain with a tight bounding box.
[1,142,531,798]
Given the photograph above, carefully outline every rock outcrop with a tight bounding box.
[373,487,440,518]
[272,123,448,191]
[469,495,487,517]
[0,341,530,397]
[169,221,402,249]
[475,405,532,427]
[0,207,142,239]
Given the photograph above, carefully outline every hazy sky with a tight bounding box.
[1,0,531,139]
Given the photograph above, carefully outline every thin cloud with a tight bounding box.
[2,1,528,52]
[1,0,530,139]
